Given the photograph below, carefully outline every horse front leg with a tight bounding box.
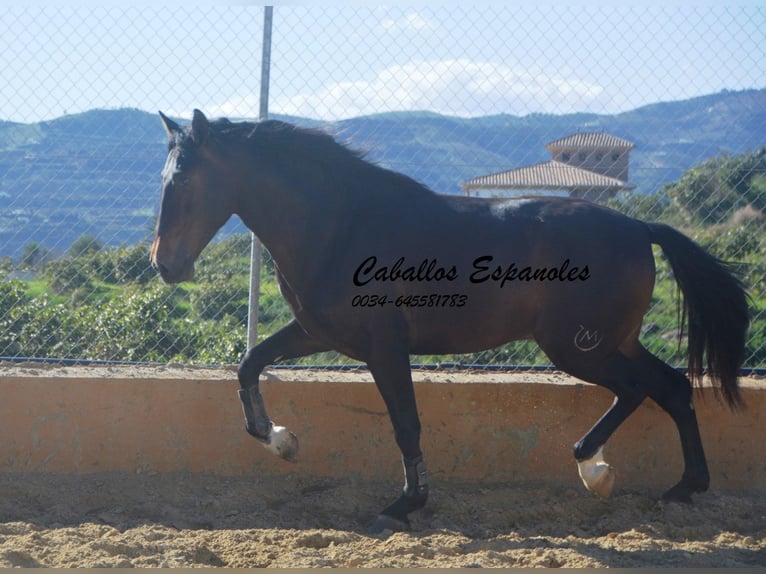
[366,345,429,534]
[237,319,329,461]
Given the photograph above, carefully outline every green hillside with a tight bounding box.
[0,89,764,262]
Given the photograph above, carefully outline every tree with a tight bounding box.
[663,149,766,225]
[68,234,104,258]
[719,147,766,211]
[19,242,50,270]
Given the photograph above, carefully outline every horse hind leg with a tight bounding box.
[571,354,648,498]
[539,346,648,498]
[637,349,710,502]
[567,345,710,503]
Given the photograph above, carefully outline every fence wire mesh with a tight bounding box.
[0,5,764,369]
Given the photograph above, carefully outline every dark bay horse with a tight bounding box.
[151,110,749,533]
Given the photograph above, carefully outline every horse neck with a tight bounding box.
[233,159,349,290]
[232,141,440,290]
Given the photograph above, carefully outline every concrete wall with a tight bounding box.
[0,365,763,493]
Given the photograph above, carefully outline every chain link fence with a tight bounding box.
[0,5,764,369]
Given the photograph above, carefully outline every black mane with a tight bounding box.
[215,118,436,200]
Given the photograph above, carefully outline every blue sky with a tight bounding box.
[1,3,764,123]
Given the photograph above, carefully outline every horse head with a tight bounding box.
[151,109,236,283]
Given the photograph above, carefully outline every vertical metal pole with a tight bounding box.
[247,6,273,350]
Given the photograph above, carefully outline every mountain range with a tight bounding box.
[0,88,764,259]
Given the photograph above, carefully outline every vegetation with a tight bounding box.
[0,149,763,368]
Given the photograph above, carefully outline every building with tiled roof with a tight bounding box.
[462,132,635,202]
[545,132,634,151]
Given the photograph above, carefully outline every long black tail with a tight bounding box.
[647,222,750,410]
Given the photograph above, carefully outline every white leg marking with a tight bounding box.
[261,425,299,461]
[577,446,616,498]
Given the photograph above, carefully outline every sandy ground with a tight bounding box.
[0,362,763,567]
[0,471,763,568]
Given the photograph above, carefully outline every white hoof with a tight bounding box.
[577,446,615,498]
[262,425,299,462]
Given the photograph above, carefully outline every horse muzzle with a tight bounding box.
[150,237,195,284]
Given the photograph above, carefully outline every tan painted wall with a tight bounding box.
[0,366,763,493]
[551,148,630,181]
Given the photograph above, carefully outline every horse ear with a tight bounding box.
[158,111,182,138]
[191,109,210,145]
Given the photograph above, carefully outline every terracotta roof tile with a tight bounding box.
[545,132,634,150]
[461,160,635,191]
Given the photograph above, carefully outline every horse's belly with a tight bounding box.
[405,294,536,355]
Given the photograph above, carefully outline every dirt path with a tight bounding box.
[0,471,763,567]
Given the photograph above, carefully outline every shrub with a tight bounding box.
[190,279,249,323]
[45,259,92,294]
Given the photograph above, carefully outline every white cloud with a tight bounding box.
[381,11,438,32]
[167,94,263,121]
[206,94,262,120]
[208,59,607,121]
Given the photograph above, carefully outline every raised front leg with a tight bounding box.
[366,343,429,534]
[237,319,329,461]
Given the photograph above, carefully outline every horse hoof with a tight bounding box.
[264,425,299,462]
[577,447,615,498]
[586,464,615,499]
[662,473,708,503]
[369,514,410,536]
[661,485,694,504]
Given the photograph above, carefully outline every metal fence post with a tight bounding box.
[247,5,273,351]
